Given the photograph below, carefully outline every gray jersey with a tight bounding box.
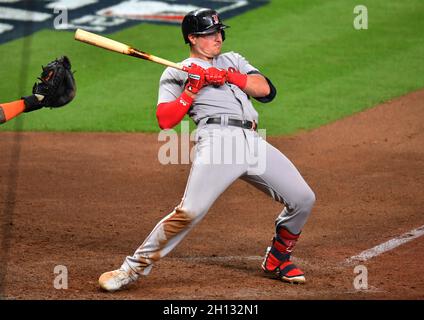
[157,51,260,124]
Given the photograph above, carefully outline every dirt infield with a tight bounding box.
[0,90,423,300]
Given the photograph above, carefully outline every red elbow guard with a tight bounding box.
[156,91,193,129]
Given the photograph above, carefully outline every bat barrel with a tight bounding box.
[74,28,131,55]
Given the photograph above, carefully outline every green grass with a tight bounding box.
[1,0,424,135]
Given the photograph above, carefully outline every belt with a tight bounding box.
[206,117,257,131]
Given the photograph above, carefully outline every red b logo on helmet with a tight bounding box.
[212,14,219,24]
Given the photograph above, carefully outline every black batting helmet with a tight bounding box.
[182,8,230,44]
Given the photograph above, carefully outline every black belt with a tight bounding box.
[206,117,257,131]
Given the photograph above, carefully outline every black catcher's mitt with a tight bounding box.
[23,56,76,112]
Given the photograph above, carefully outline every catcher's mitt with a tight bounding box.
[23,56,76,113]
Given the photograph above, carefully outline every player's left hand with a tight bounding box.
[205,67,227,86]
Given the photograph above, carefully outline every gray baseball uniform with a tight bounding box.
[158,52,259,124]
[121,52,315,276]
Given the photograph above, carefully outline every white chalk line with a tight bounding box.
[345,224,424,265]
[168,225,424,267]
[169,255,309,266]
[170,255,263,262]
[164,226,423,296]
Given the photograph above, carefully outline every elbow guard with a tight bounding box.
[247,71,277,103]
[254,76,277,103]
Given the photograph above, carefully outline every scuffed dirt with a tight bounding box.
[0,89,423,299]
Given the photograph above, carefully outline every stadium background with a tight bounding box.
[0,0,423,300]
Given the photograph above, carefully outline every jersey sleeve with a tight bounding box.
[233,52,259,75]
[157,67,186,105]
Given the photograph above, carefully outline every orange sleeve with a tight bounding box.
[0,99,26,124]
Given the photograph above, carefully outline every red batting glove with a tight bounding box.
[226,67,247,90]
[183,63,206,94]
[205,67,227,86]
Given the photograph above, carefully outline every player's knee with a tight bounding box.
[304,189,316,210]
[294,188,315,215]
[176,205,204,222]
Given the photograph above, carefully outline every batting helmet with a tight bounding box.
[182,8,230,44]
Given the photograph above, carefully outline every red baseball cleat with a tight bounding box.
[261,227,306,284]
[262,246,306,284]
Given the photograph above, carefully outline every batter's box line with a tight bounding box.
[343,224,424,266]
[169,255,263,262]
[168,255,310,265]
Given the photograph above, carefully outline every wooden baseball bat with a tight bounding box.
[74,28,186,71]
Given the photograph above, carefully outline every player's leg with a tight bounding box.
[241,138,315,283]
[99,127,248,291]
[121,160,246,274]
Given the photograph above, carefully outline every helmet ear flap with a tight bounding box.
[221,29,226,41]
[183,15,198,44]
[192,15,198,31]
[189,16,199,45]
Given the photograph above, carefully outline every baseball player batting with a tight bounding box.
[99,8,315,292]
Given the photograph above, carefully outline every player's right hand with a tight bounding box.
[184,63,206,94]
